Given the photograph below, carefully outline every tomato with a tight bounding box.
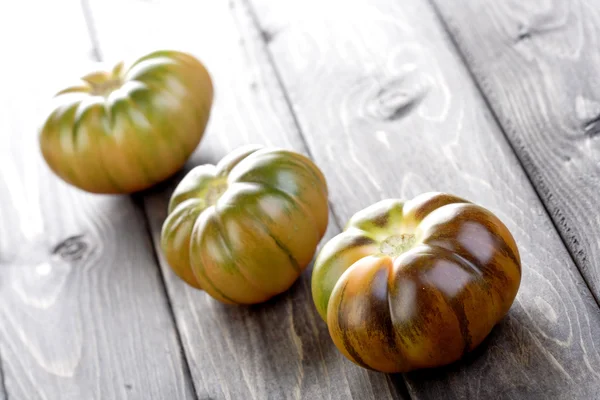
[160,145,329,304]
[311,192,521,373]
[39,50,213,194]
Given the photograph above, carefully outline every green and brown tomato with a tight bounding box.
[312,192,521,373]
[39,50,213,194]
[161,145,329,304]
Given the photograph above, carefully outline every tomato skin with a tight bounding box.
[39,50,213,194]
[161,145,329,304]
[311,193,521,373]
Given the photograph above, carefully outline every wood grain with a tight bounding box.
[245,0,600,398]
[0,1,194,399]
[87,0,408,398]
[428,0,600,306]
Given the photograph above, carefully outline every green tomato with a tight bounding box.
[39,50,213,194]
[312,193,521,373]
[161,145,329,304]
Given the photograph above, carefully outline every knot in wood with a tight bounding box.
[52,235,89,262]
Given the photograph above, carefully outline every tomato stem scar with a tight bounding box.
[203,179,228,206]
[379,234,416,258]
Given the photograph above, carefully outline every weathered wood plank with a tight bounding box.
[87,0,408,398]
[428,0,600,305]
[245,0,600,398]
[0,2,194,399]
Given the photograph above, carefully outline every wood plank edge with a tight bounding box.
[235,0,360,233]
[78,4,199,398]
[132,195,200,400]
[231,0,349,235]
[80,0,103,62]
[237,0,415,397]
[0,351,6,400]
[425,0,600,311]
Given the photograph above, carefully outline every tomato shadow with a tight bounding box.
[405,323,499,377]
[397,308,562,399]
[384,325,505,398]
[387,336,494,398]
[204,263,351,393]
[208,262,416,398]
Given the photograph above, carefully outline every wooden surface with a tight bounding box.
[0,0,598,398]
[246,0,600,398]
[87,0,407,398]
[430,0,600,303]
[0,1,194,399]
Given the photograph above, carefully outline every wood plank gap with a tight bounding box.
[0,2,196,397]
[425,0,600,311]
[0,351,6,400]
[83,0,405,397]
[80,0,103,62]
[236,0,600,396]
[132,196,200,400]
[238,0,373,247]
[239,0,416,397]
[232,0,346,235]
[387,374,412,400]
[78,3,198,396]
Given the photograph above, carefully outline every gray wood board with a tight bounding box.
[0,1,194,399]
[87,0,408,398]
[429,0,600,304]
[246,0,600,398]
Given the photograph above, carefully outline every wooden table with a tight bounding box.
[1,0,599,398]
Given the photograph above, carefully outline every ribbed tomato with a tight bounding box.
[161,145,329,304]
[312,192,521,373]
[39,50,213,194]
